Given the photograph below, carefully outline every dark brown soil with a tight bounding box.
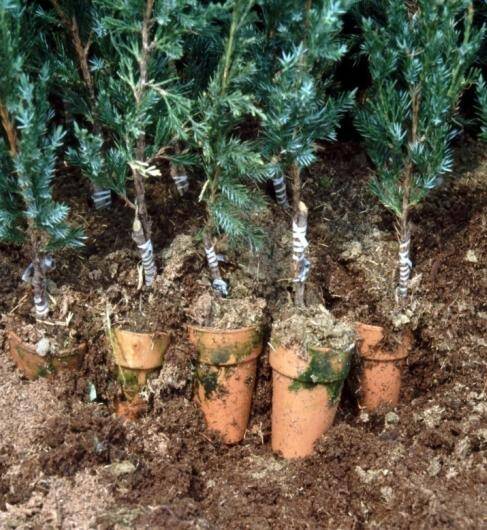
[0,140,485,528]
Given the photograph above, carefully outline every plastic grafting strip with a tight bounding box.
[138,239,156,285]
[292,221,309,258]
[21,256,55,282]
[399,236,412,271]
[272,176,288,204]
[92,189,112,209]
[397,235,412,298]
[34,295,49,317]
[205,245,219,268]
[212,278,229,297]
[293,257,311,283]
[173,174,189,193]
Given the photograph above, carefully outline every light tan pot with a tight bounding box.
[8,331,85,380]
[188,325,263,444]
[111,328,170,400]
[270,343,352,459]
[356,323,412,412]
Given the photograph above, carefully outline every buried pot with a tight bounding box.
[8,331,85,380]
[110,328,170,400]
[355,323,412,412]
[270,343,352,459]
[188,325,263,444]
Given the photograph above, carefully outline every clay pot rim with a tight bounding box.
[355,322,411,362]
[112,327,170,370]
[270,342,352,383]
[355,322,383,332]
[359,349,409,362]
[189,324,262,366]
[113,327,170,339]
[187,324,261,335]
[8,330,87,359]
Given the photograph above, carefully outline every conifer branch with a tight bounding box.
[356,0,483,306]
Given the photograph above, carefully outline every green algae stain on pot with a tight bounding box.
[196,366,219,398]
[196,334,261,365]
[36,365,50,378]
[288,348,351,401]
[116,366,142,400]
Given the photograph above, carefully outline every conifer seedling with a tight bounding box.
[84,0,199,287]
[356,0,483,305]
[192,0,268,297]
[0,1,84,319]
[259,0,355,305]
[37,0,114,210]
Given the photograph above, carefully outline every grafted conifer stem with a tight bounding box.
[290,163,301,213]
[204,232,228,297]
[293,201,309,307]
[397,220,412,301]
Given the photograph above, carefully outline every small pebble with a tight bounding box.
[464,250,478,263]
[385,411,400,425]
[105,461,136,477]
[428,457,442,477]
[35,338,50,357]
[380,486,394,503]
[359,411,370,423]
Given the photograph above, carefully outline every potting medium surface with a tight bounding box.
[0,141,484,528]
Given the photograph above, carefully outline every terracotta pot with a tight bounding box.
[356,323,412,412]
[111,328,170,399]
[188,325,263,444]
[270,343,352,459]
[8,331,85,381]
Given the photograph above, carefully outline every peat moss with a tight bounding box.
[188,293,266,329]
[271,304,355,359]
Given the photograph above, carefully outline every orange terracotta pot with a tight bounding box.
[270,344,352,459]
[8,331,85,381]
[111,328,170,399]
[188,325,263,444]
[356,323,412,412]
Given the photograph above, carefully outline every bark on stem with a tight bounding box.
[0,104,17,156]
[290,163,301,213]
[204,232,228,297]
[293,201,309,307]
[131,0,154,242]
